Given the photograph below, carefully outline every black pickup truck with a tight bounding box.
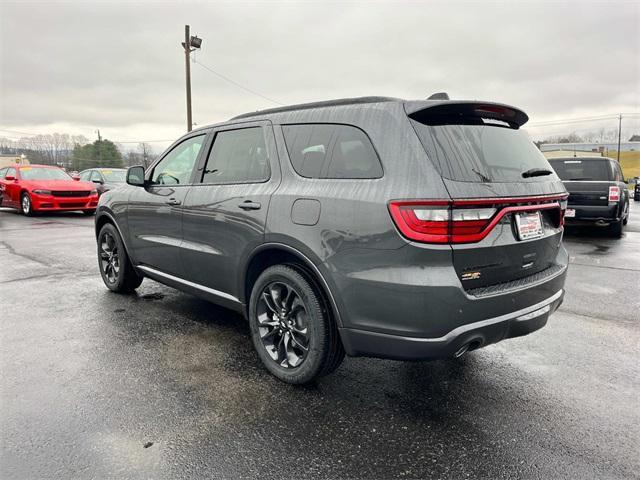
[548,157,630,237]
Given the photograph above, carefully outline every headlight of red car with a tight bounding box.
[90,189,98,195]
[33,189,52,195]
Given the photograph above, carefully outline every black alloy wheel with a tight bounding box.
[248,265,344,384]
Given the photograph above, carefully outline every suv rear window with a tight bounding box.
[548,159,613,181]
[411,119,554,183]
[282,124,383,179]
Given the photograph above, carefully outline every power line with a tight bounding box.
[192,57,284,106]
[528,113,640,127]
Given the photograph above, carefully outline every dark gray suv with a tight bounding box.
[95,96,569,384]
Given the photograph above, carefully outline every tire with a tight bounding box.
[610,219,624,238]
[97,223,143,292]
[83,209,96,216]
[248,264,344,384]
[21,192,34,216]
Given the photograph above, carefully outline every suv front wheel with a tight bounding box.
[248,264,344,384]
[97,223,143,292]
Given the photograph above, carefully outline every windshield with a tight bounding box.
[101,170,126,182]
[411,121,556,183]
[548,159,612,181]
[20,167,72,181]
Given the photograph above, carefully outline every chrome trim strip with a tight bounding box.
[138,235,182,247]
[137,235,222,255]
[348,289,564,344]
[437,289,563,342]
[137,265,241,304]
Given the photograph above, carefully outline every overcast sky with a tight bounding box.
[1,0,638,150]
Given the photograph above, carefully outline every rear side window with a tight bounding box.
[548,159,613,181]
[201,127,270,184]
[282,124,382,179]
[411,117,554,183]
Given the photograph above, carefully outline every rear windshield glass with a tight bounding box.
[548,159,612,181]
[411,121,555,183]
[20,167,71,181]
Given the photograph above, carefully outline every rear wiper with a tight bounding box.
[522,168,553,178]
[472,168,492,183]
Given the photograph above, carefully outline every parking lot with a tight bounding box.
[1,203,638,479]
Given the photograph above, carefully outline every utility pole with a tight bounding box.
[182,25,202,132]
[184,25,193,132]
[96,129,103,167]
[616,114,622,163]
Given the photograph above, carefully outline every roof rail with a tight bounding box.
[230,96,401,120]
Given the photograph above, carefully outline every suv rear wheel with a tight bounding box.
[248,264,344,384]
[610,218,624,237]
[97,223,143,292]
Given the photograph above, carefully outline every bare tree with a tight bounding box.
[137,142,155,169]
[16,133,89,167]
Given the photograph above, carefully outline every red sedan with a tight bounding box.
[0,164,99,216]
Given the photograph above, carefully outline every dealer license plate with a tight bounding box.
[565,208,575,218]
[515,211,544,240]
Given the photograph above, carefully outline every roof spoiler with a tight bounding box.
[427,92,450,100]
[405,100,529,128]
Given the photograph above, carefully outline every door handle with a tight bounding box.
[238,200,261,210]
[165,198,181,206]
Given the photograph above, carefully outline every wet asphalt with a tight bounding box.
[0,203,639,480]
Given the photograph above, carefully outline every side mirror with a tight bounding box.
[92,178,103,184]
[5,175,15,181]
[127,165,146,186]
[72,174,80,181]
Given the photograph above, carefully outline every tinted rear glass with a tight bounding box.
[411,121,554,183]
[548,159,613,181]
[282,124,383,179]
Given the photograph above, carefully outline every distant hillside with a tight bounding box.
[614,151,640,179]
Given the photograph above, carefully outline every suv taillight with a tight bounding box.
[608,186,620,202]
[388,196,566,244]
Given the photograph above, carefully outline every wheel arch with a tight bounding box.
[242,243,343,328]
[95,211,136,266]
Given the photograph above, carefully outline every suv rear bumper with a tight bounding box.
[340,289,564,360]
[565,204,620,224]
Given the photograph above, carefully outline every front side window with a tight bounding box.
[6,168,16,178]
[282,124,383,179]
[0,168,7,179]
[201,127,269,184]
[19,167,71,180]
[152,135,205,185]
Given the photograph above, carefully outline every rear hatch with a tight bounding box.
[548,158,614,206]
[400,101,567,291]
